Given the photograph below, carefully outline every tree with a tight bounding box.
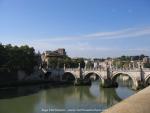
[0,44,38,74]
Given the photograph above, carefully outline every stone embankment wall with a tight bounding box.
[17,66,44,81]
[102,86,150,113]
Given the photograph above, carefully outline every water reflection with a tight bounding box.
[116,75,133,88]
[0,79,135,113]
[115,75,136,99]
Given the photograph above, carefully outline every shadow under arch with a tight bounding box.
[84,72,102,81]
[62,72,76,82]
[145,74,150,86]
[112,73,134,88]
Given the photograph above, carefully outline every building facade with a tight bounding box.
[41,48,66,68]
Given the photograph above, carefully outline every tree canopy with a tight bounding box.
[0,44,38,74]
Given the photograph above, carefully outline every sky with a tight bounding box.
[0,0,150,58]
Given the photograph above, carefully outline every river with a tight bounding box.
[0,78,136,113]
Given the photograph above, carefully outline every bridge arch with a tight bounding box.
[84,72,103,81]
[112,73,133,80]
[62,72,76,82]
[145,74,150,86]
[112,73,135,88]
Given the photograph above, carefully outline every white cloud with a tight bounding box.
[1,26,150,57]
[82,26,150,39]
[27,38,150,57]
[36,26,150,41]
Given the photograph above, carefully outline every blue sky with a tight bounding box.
[0,0,150,58]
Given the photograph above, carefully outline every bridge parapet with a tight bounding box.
[112,68,140,71]
[65,68,150,72]
[41,67,150,89]
[65,68,79,71]
[83,68,106,71]
[142,68,150,71]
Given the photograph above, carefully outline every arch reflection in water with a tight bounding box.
[114,74,136,99]
[112,73,134,89]
[0,82,135,113]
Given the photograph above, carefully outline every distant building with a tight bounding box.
[84,58,113,70]
[143,57,149,63]
[55,48,66,56]
[41,48,66,68]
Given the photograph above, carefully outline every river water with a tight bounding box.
[0,78,136,113]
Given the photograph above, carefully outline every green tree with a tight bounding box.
[0,44,38,74]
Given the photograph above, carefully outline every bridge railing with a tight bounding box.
[47,67,150,72]
[83,68,144,72]
[65,68,79,71]
[65,68,144,72]
[142,68,150,71]
[113,68,150,72]
[82,68,106,71]
[65,68,107,71]
[112,68,142,72]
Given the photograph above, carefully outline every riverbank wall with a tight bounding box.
[102,86,150,113]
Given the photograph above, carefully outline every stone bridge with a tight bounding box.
[64,67,150,90]
[42,66,150,90]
